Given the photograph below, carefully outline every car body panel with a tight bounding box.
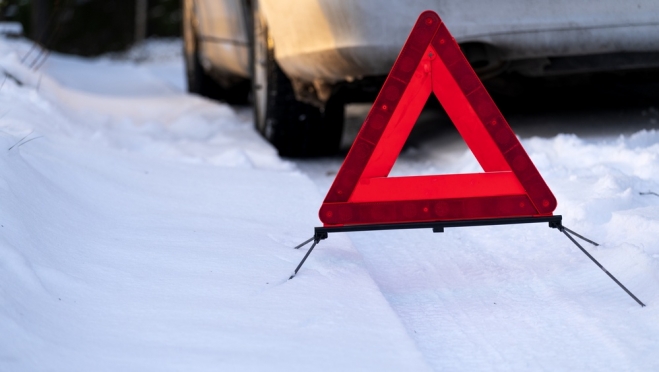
[194,0,659,82]
[193,0,250,78]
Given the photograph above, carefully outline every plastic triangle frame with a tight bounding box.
[320,10,556,227]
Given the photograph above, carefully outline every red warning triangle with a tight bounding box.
[320,10,557,226]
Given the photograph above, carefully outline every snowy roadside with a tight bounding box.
[0,38,431,371]
[2,33,659,372]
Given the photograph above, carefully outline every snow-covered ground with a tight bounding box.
[1,35,658,371]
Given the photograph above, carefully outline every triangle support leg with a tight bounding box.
[294,236,315,250]
[289,232,328,280]
[562,226,600,247]
[551,222,646,307]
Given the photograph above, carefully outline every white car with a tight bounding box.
[183,0,659,156]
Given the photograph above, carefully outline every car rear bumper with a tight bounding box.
[261,0,659,81]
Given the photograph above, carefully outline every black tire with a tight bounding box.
[251,1,344,157]
[182,0,250,104]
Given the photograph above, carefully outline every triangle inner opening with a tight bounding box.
[389,94,484,177]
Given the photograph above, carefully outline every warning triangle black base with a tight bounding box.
[289,216,645,308]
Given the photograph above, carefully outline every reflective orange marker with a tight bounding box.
[320,10,557,226]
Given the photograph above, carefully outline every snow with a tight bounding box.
[0,37,429,371]
[1,33,658,371]
[0,22,22,36]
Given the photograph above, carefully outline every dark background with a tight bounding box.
[0,0,182,56]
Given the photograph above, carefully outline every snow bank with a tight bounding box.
[0,37,430,371]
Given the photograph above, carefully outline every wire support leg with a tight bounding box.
[294,236,315,249]
[289,239,320,280]
[563,226,599,246]
[561,230,645,307]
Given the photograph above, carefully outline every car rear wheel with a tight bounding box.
[251,1,344,157]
